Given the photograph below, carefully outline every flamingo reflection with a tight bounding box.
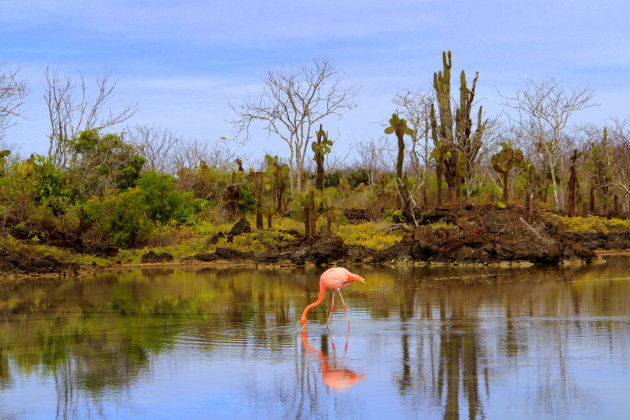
[300,330,366,392]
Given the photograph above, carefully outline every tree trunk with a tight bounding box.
[436,166,444,208]
[315,153,324,191]
[395,133,413,221]
[255,201,263,229]
[567,151,579,217]
[502,172,509,204]
[589,179,595,213]
[304,207,311,237]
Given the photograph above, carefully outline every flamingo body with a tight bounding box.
[300,267,365,328]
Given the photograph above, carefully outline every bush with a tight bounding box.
[84,189,153,248]
[137,170,207,223]
[106,188,153,248]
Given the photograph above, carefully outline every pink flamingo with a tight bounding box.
[300,267,365,329]
[301,330,366,391]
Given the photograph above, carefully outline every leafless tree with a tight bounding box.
[607,118,630,212]
[170,138,243,173]
[500,78,596,211]
[229,59,359,193]
[0,64,28,132]
[351,136,394,185]
[393,89,434,207]
[45,68,137,168]
[127,124,183,174]
[468,118,503,199]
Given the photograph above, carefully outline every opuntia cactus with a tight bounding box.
[385,113,415,224]
[489,139,524,204]
[291,181,320,237]
[312,125,333,191]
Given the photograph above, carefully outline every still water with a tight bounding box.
[1,258,630,419]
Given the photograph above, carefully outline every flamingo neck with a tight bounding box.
[300,284,327,325]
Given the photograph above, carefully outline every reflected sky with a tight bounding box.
[1,258,630,419]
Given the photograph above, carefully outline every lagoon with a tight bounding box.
[1,258,629,419]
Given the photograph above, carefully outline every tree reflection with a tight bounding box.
[0,259,628,418]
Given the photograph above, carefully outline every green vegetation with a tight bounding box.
[0,51,628,270]
[546,214,630,234]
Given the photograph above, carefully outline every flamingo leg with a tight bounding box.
[326,292,335,328]
[338,290,350,329]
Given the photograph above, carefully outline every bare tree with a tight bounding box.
[128,124,183,174]
[351,136,394,185]
[0,64,28,131]
[45,68,137,168]
[230,59,359,192]
[501,78,596,211]
[607,118,630,213]
[170,138,243,173]
[393,88,434,207]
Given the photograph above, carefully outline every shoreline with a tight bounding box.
[2,248,628,281]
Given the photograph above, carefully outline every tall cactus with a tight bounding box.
[312,124,333,191]
[429,104,450,207]
[432,50,487,206]
[385,113,415,224]
[489,139,524,204]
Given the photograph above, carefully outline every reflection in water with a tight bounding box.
[300,330,366,391]
[0,259,629,418]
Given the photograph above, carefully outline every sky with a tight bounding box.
[1,0,629,163]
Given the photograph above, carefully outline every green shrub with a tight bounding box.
[137,170,207,223]
[105,188,153,248]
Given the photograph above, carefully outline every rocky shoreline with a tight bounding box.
[2,207,628,278]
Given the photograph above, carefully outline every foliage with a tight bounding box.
[546,213,630,234]
[489,139,524,204]
[335,222,403,250]
[136,170,206,224]
[84,188,153,248]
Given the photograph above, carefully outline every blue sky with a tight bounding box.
[1,0,629,161]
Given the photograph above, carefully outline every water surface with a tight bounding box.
[1,258,630,419]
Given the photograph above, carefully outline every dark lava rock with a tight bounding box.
[190,247,254,262]
[257,233,347,265]
[215,247,254,260]
[206,232,225,245]
[4,218,118,257]
[559,231,630,250]
[344,208,371,224]
[189,253,220,262]
[0,248,80,275]
[229,218,251,236]
[141,250,174,263]
[378,206,595,264]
